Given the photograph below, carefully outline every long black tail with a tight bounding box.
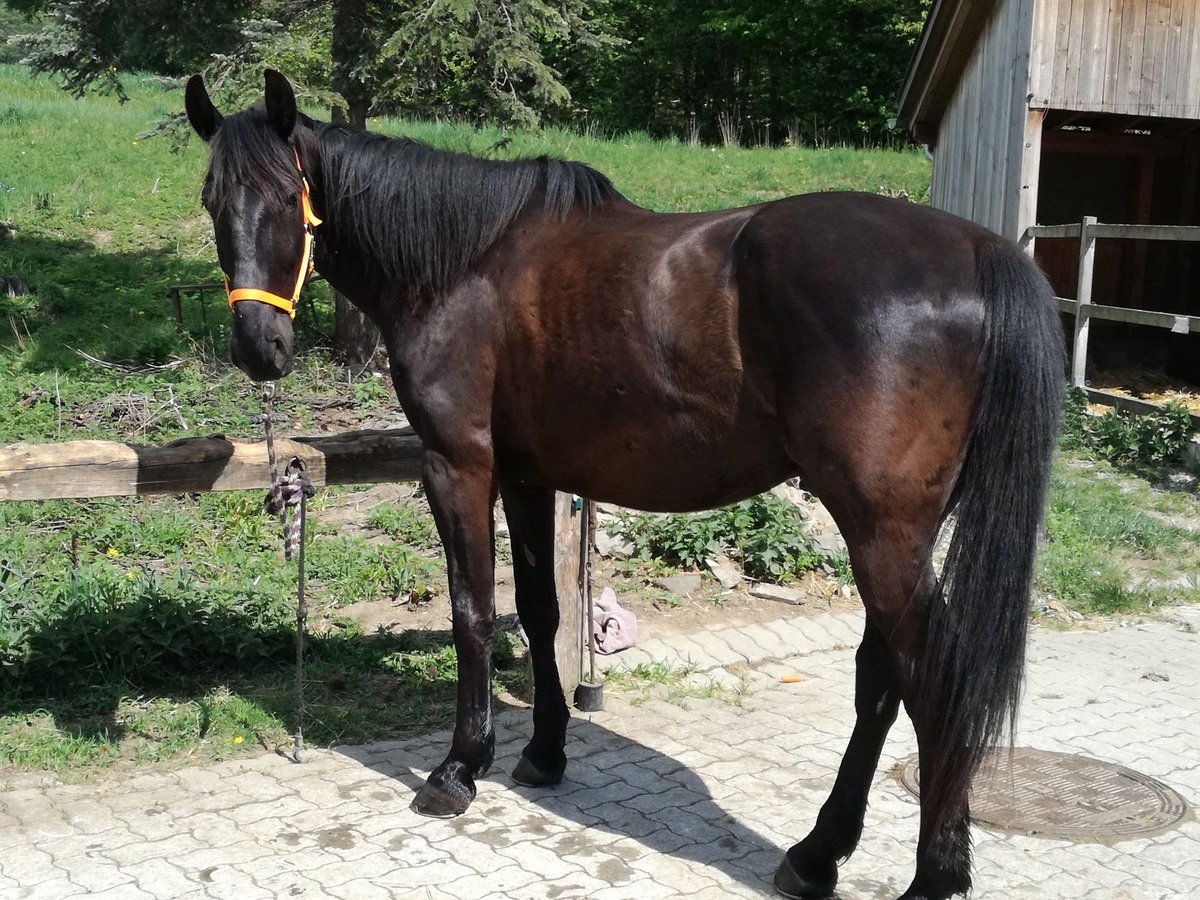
[918,240,1064,821]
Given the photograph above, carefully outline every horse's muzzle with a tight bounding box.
[230,303,295,381]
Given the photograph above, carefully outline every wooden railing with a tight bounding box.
[1021,217,1200,433]
[1021,217,1200,387]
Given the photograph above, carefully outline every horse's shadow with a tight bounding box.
[341,703,795,897]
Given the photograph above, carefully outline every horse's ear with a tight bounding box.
[185,75,222,142]
[263,69,297,141]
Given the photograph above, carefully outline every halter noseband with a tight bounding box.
[223,149,323,320]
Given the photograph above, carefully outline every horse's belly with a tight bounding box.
[500,411,796,512]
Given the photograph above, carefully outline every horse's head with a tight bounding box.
[185,70,321,381]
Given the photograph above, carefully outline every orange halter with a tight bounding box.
[224,149,323,320]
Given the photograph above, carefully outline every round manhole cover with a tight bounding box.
[897,748,1189,840]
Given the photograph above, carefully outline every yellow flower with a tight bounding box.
[233,735,245,744]
[106,547,119,558]
[126,572,135,580]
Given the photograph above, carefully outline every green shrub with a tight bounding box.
[367,501,439,550]
[0,564,294,693]
[612,493,823,583]
[1060,388,1193,469]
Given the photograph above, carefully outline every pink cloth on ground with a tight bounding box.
[591,586,638,654]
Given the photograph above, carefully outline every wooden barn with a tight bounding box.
[896,0,1200,382]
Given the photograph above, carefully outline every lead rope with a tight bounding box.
[261,383,315,761]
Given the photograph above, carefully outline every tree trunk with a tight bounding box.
[330,0,380,370]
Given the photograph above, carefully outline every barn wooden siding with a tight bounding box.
[1031,0,1200,118]
[928,0,1038,239]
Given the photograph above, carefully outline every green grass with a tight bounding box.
[602,660,749,708]
[0,64,929,383]
[383,119,931,213]
[1037,456,1200,616]
[367,499,441,552]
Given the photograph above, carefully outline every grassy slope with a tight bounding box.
[1,66,1196,778]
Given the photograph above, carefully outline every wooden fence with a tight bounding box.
[168,282,225,334]
[0,429,588,697]
[1021,217,1200,432]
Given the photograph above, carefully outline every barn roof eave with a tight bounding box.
[895,0,999,138]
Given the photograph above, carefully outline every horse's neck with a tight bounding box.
[311,136,496,313]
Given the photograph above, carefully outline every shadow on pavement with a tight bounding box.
[340,706,799,897]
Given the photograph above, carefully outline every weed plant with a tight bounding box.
[1060,387,1194,469]
[612,494,829,583]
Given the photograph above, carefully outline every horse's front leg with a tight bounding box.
[411,445,498,818]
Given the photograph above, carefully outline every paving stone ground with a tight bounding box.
[2,606,1198,899]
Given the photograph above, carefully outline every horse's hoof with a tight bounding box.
[896,887,950,900]
[511,752,566,787]
[896,869,969,898]
[773,852,838,899]
[410,771,475,818]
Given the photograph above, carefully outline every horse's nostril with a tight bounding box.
[270,335,293,377]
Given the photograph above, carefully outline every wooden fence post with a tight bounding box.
[552,492,584,699]
[170,288,183,333]
[1071,215,1097,388]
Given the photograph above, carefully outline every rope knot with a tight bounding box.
[265,457,314,561]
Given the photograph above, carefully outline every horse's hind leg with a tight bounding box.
[775,538,942,899]
[500,484,571,786]
[774,619,904,897]
[862,543,973,900]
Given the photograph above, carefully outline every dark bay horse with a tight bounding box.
[185,71,1063,900]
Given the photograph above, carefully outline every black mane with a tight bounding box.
[315,124,619,291]
[205,108,620,293]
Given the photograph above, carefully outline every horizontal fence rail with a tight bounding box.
[1055,298,1200,333]
[1082,387,1200,432]
[0,428,423,502]
[1025,223,1200,242]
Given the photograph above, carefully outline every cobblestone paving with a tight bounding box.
[1,607,1197,899]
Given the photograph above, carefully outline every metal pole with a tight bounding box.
[572,499,604,711]
[583,501,596,684]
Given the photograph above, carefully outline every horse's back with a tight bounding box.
[735,191,994,313]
